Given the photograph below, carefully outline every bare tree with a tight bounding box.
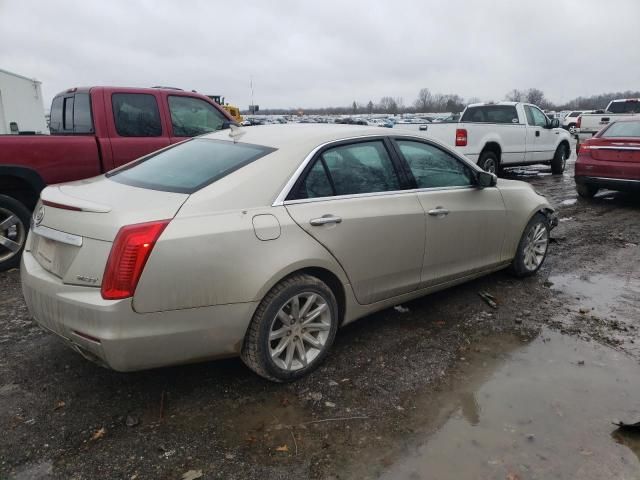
[367,100,374,114]
[505,89,525,102]
[526,88,545,106]
[379,96,398,114]
[414,88,432,112]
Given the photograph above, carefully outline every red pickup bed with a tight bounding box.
[0,86,234,270]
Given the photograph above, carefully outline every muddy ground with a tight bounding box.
[1,145,639,480]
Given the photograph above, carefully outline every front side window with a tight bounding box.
[112,93,162,137]
[525,106,548,127]
[168,96,227,137]
[397,140,474,189]
[107,139,275,193]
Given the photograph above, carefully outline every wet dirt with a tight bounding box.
[1,140,640,479]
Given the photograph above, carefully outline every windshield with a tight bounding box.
[107,138,275,193]
[608,100,640,114]
[601,121,640,138]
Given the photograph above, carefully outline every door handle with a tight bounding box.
[428,207,449,217]
[310,214,342,226]
[535,130,540,137]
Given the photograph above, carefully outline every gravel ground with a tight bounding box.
[1,152,639,479]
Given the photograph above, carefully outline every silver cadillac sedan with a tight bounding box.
[21,125,556,381]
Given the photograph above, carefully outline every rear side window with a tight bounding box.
[168,95,227,137]
[73,93,93,133]
[601,121,640,138]
[461,106,519,124]
[112,93,162,137]
[63,97,74,131]
[49,97,63,133]
[107,138,275,193]
[292,141,401,199]
[608,100,640,114]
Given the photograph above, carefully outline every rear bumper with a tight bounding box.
[575,175,640,192]
[21,251,257,371]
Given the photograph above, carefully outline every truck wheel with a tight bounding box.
[550,145,568,174]
[241,274,339,382]
[576,183,598,198]
[0,195,31,271]
[478,151,500,175]
[568,123,577,134]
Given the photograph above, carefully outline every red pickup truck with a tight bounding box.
[0,86,235,270]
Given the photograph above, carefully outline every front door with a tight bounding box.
[284,139,425,305]
[524,105,555,162]
[392,139,507,286]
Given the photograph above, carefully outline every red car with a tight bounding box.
[575,119,640,198]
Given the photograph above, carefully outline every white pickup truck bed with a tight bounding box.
[407,102,571,175]
[576,99,640,140]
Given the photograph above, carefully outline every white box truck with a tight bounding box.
[0,69,48,135]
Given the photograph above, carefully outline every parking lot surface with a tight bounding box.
[1,146,639,479]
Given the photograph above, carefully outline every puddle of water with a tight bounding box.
[559,198,577,206]
[376,330,640,480]
[549,272,640,320]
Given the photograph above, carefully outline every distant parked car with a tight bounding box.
[575,119,640,198]
[22,125,556,381]
[562,110,588,133]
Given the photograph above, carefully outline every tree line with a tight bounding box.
[251,88,640,116]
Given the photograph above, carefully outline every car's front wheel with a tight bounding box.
[510,213,550,277]
[241,274,339,382]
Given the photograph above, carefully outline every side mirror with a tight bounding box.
[548,118,560,129]
[477,171,497,188]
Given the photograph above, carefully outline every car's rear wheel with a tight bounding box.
[550,145,568,174]
[478,151,500,175]
[0,195,30,271]
[510,213,550,277]
[241,274,339,382]
[576,183,598,198]
[568,123,577,134]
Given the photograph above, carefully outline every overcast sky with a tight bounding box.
[1,0,638,110]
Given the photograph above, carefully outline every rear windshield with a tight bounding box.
[107,138,276,194]
[601,121,640,138]
[461,105,519,124]
[568,111,581,117]
[608,100,640,114]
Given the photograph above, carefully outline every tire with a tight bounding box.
[576,183,598,198]
[550,144,568,174]
[241,274,339,382]
[568,123,577,134]
[478,151,500,175]
[510,213,550,278]
[0,195,31,271]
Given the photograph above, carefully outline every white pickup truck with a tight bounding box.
[576,98,640,140]
[416,102,572,175]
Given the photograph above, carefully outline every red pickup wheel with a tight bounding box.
[0,195,30,271]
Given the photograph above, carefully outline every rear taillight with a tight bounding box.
[455,128,468,147]
[101,220,170,300]
[576,116,582,128]
[577,143,591,155]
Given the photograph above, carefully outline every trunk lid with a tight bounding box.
[30,175,188,285]
[588,138,640,163]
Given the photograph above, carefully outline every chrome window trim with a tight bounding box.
[32,225,83,247]
[272,133,482,207]
[589,145,640,151]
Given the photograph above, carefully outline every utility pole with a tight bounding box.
[250,76,255,115]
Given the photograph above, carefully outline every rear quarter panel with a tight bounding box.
[133,205,350,313]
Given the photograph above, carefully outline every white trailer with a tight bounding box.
[0,69,48,134]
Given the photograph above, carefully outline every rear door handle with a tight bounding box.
[428,207,449,217]
[310,214,342,226]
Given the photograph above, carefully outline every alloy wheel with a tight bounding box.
[268,292,332,371]
[523,222,548,271]
[0,207,26,264]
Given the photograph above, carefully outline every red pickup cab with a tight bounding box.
[0,86,234,270]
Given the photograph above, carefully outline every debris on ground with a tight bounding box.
[394,305,410,313]
[90,428,106,441]
[275,445,289,452]
[126,415,139,427]
[478,291,498,309]
[181,470,203,480]
[613,420,640,432]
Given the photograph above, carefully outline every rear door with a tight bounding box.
[392,139,506,286]
[106,92,171,168]
[284,138,425,305]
